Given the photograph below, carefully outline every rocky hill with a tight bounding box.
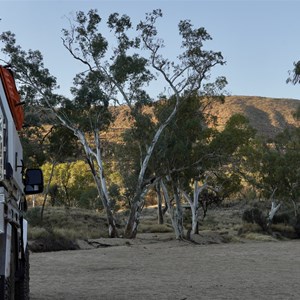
[109,96,300,140]
[205,96,300,138]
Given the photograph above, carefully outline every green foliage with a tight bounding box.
[292,104,300,120]
[68,70,113,132]
[210,114,256,156]
[41,160,101,209]
[241,108,300,207]
[152,95,206,178]
[0,31,59,105]
[287,60,300,85]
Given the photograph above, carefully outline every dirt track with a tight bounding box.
[29,237,300,300]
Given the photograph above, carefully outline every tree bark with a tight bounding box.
[182,181,207,235]
[41,161,56,222]
[161,179,184,240]
[268,201,281,226]
[123,89,182,238]
[124,202,139,239]
[172,183,184,240]
[124,190,146,239]
[78,130,119,237]
[155,181,164,224]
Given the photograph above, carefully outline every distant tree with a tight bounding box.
[149,94,211,237]
[40,126,79,220]
[241,121,300,218]
[42,160,98,208]
[293,105,300,120]
[180,113,256,235]
[287,60,300,85]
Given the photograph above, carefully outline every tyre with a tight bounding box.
[0,227,16,300]
[15,245,30,300]
[0,276,12,300]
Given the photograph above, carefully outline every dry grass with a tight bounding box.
[27,227,48,240]
[138,222,173,234]
[271,223,295,233]
[241,232,278,242]
[26,202,298,252]
[26,206,110,251]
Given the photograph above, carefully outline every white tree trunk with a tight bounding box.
[161,179,184,239]
[182,180,207,234]
[268,201,281,224]
[124,98,181,238]
[155,181,164,224]
[124,186,149,238]
[73,130,118,237]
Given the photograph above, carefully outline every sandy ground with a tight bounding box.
[29,234,300,300]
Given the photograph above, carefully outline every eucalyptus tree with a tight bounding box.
[123,11,226,238]
[239,115,300,219]
[177,113,256,235]
[0,9,226,238]
[149,94,212,238]
[266,128,300,215]
[0,26,120,237]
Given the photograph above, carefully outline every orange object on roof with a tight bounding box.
[0,66,24,131]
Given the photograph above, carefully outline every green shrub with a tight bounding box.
[25,207,42,227]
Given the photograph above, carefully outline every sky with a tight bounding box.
[0,0,300,101]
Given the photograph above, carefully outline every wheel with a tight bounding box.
[0,227,16,300]
[15,245,30,300]
[0,276,12,300]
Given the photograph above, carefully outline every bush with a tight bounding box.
[242,208,267,231]
[272,213,290,225]
[25,207,42,227]
[29,228,80,252]
[25,206,110,251]
[294,215,300,237]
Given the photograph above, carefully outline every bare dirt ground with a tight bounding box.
[29,233,300,300]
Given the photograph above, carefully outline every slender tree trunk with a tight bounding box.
[182,181,207,235]
[124,202,140,239]
[172,182,184,239]
[155,181,164,224]
[266,188,281,231]
[190,205,199,234]
[87,155,118,238]
[41,161,56,222]
[124,94,181,238]
[78,130,118,237]
[290,198,298,217]
[268,201,281,227]
[161,179,184,240]
[124,188,147,238]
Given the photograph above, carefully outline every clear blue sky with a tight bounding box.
[0,0,300,100]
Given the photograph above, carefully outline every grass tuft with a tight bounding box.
[138,222,173,233]
[241,232,278,242]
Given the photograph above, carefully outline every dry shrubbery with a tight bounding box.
[240,205,299,240]
[25,200,300,252]
[138,222,173,234]
[26,206,109,252]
